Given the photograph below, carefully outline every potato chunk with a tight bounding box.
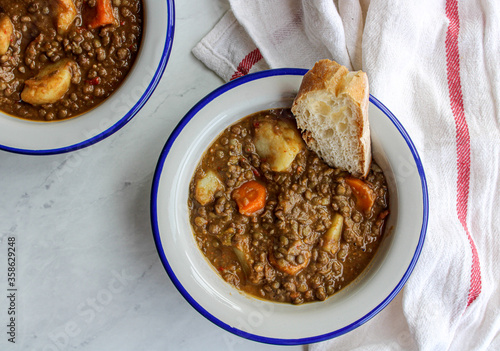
[195,170,224,206]
[232,234,251,277]
[55,0,78,34]
[254,119,304,172]
[0,15,13,55]
[321,213,344,255]
[21,59,80,105]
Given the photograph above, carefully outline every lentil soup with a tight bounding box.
[0,0,142,121]
[188,108,390,304]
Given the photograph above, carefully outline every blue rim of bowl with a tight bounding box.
[0,0,175,156]
[150,68,429,345]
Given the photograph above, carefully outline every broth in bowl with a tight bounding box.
[0,0,142,121]
[188,108,390,304]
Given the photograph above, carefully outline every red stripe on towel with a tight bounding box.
[445,0,481,307]
[230,49,263,80]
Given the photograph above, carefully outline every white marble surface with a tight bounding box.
[0,1,305,350]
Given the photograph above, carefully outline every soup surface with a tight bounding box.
[0,0,142,121]
[188,109,389,304]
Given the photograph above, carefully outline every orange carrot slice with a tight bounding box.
[89,0,116,29]
[268,241,311,276]
[345,177,375,213]
[232,180,266,216]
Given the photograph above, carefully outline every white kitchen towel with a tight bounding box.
[192,1,500,350]
[192,10,270,82]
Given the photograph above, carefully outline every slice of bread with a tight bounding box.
[291,59,371,178]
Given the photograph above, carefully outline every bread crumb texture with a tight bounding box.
[292,59,371,178]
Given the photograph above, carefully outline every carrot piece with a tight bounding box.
[345,177,376,213]
[89,0,116,29]
[379,209,390,220]
[232,180,266,216]
[268,240,311,276]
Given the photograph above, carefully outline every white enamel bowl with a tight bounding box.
[0,1,175,155]
[151,69,428,345]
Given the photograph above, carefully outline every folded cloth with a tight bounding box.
[193,1,500,350]
[192,10,270,82]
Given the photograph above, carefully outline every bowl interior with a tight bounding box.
[0,0,174,154]
[152,70,427,344]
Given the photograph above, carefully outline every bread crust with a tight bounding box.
[292,59,371,178]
